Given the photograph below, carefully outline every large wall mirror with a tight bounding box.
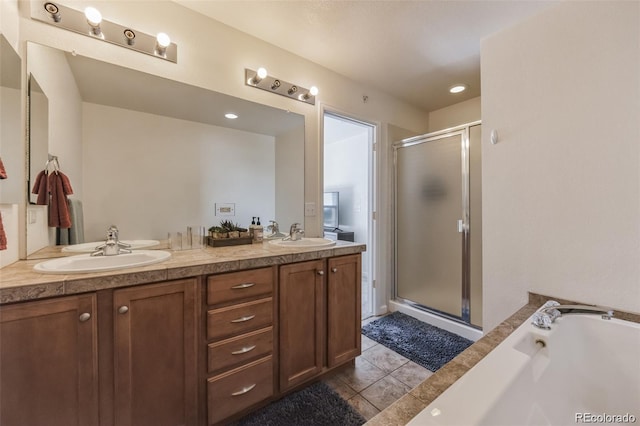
[1,34,23,267]
[26,41,304,258]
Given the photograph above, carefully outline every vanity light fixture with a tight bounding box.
[84,6,102,36]
[44,2,61,22]
[155,32,171,57]
[449,84,467,94]
[299,86,319,101]
[245,68,318,105]
[31,1,178,63]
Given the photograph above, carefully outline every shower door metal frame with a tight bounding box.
[392,121,481,326]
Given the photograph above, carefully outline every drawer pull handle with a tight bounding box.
[231,384,256,396]
[332,268,338,273]
[231,345,257,355]
[231,315,256,323]
[317,270,324,276]
[79,312,91,322]
[231,282,255,290]
[118,306,129,314]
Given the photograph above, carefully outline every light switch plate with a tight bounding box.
[304,202,316,217]
[215,203,235,216]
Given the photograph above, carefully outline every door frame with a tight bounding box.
[392,121,481,326]
[319,104,379,319]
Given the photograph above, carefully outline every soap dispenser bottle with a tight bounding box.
[249,217,256,238]
[253,217,264,243]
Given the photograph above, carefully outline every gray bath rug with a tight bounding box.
[362,311,473,372]
[231,381,365,426]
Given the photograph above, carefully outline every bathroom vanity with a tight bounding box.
[0,241,364,426]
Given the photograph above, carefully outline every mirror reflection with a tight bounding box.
[1,35,22,266]
[26,42,304,258]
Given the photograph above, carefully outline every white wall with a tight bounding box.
[275,126,304,230]
[428,96,481,132]
[82,103,276,242]
[481,1,640,331]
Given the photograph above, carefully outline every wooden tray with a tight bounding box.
[207,236,253,247]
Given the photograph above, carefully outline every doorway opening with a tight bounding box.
[322,111,376,319]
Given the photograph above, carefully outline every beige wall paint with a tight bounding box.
[428,96,481,132]
[481,1,640,331]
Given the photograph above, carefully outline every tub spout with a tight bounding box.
[532,301,614,329]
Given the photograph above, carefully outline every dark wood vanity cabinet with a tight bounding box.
[111,278,198,426]
[205,267,277,425]
[279,254,362,392]
[0,279,198,426]
[0,294,99,426]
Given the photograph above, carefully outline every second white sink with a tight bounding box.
[268,237,336,248]
[34,250,171,274]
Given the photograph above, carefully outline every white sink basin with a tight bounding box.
[62,240,160,253]
[34,250,171,274]
[268,237,336,248]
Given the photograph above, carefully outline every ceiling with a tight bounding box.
[175,0,558,112]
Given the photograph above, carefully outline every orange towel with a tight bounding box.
[32,170,49,205]
[48,172,74,228]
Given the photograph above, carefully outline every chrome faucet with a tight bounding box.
[287,222,305,241]
[532,300,614,329]
[266,220,286,238]
[91,225,132,256]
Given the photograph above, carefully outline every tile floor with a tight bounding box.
[322,319,435,421]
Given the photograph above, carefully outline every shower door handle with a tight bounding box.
[457,220,468,233]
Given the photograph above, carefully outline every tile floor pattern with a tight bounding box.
[322,319,435,421]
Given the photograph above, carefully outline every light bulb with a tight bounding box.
[225,113,238,119]
[84,7,102,26]
[156,32,171,48]
[257,67,267,79]
[449,84,466,94]
[309,86,319,96]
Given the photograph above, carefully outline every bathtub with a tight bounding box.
[408,312,640,426]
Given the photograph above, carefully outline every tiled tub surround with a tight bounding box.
[366,294,640,426]
[0,240,365,304]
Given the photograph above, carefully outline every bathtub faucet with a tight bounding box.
[532,300,614,329]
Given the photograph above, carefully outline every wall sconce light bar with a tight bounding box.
[31,2,177,63]
[245,68,317,105]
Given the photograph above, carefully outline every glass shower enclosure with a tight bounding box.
[393,122,482,328]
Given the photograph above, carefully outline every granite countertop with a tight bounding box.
[0,240,366,305]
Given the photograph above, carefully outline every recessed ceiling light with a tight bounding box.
[225,113,238,119]
[449,84,467,94]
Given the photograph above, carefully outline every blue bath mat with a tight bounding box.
[231,381,365,426]
[362,311,473,372]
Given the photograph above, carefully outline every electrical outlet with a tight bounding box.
[304,202,316,217]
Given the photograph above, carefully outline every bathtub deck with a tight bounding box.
[366,293,640,426]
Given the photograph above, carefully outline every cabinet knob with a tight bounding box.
[317,270,324,276]
[332,268,338,273]
[118,305,129,314]
[79,312,91,322]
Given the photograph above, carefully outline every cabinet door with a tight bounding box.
[0,294,98,426]
[327,254,362,367]
[113,279,198,426]
[279,260,325,391]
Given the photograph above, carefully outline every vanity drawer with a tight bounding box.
[207,356,273,425]
[207,267,273,306]
[207,297,273,341]
[208,327,273,374]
